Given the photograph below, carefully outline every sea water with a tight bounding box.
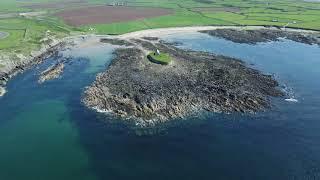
[0,33,319,180]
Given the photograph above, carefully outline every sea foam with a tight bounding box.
[285,98,298,103]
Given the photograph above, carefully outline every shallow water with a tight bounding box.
[0,33,320,180]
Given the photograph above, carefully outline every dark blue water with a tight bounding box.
[0,33,319,180]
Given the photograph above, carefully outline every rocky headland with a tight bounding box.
[0,41,67,87]
[83,37,284,126]
[200,29,320,45]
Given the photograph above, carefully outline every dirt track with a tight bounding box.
[192,7,241,13]
[55,6,173,26]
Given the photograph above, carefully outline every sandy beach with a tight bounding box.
[116,25,319,39]
[73,25,319,46]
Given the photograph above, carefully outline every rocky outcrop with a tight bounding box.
[0,86,5,97]
[100,38,133,46]
[0,41,67,86]
[38,62,65,84]
[200,29,320,45]
[83,40,284,126]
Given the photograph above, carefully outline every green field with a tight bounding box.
[0,0,319,62]
[148,51,172,65]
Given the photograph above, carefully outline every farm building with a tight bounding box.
[108,2,127,6]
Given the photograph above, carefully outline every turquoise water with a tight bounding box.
[0,33,320,179]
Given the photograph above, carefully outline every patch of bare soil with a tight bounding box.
[55,6,173,26]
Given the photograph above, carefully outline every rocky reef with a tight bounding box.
[83,38,284,126]
[38,62,65,84]
[200,29,320,45]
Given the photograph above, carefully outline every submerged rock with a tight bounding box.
[200,29,320,45]
[142,37,159,41]
[100,38,133,46]
[83,40,284,126]
[38,63,64,84]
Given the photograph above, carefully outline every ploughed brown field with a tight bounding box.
[55,6,173,26]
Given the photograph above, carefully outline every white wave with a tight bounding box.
[0,86,6,97]
[92,106,111,113]
[285,98,298,103]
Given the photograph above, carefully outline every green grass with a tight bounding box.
[85,20,149,35]
[0,18,71,52]
[148,52,172,65]
[0,30,24,49]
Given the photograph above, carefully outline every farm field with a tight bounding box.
[0,0,319,62]
[55,6,173,26]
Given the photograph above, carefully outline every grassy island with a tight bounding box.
[147,52,172,65]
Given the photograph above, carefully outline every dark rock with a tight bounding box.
[200,29,320,45]
[142,37,159,41]
[100,38,133,46]
[83,40,284,126]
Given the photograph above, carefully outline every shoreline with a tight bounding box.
[0,39,68,87]
[116,25,320,39]
[0,25,319,93]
